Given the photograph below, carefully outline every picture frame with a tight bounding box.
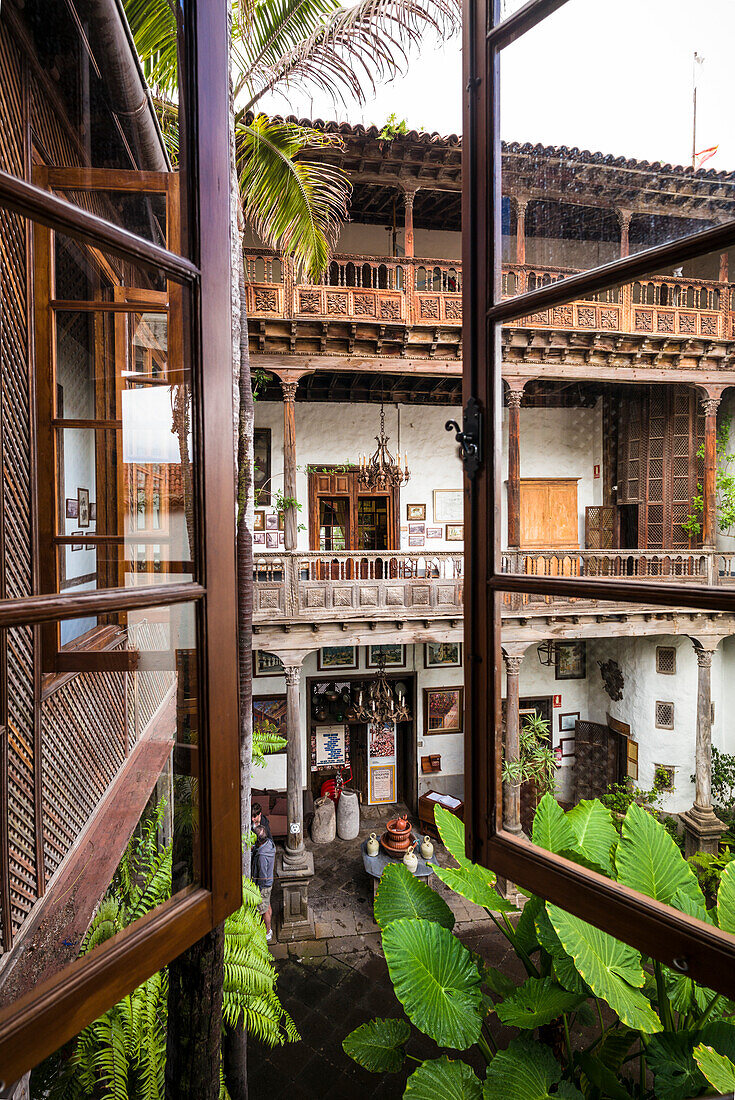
[90,502,97,521]
[65,498,78,520]
[445,524,464,541]
[278,532,285,545]
[71,532,84,552]
[265,514,278,530]
[433,488,463,524]
[407,504,426,521]
[367,644,406,669]
[253,532,265,545]
[318,645,358,671]
[254,427,271,506]
[253,651,284,678]
[424,686,464,734]
[253,694,287,752]
[559,736,576,759]
[265,532,278,549]
[408,522,425,535]
[558,711,580,733]
[254,511,265,531]
[278,512,285,531]
[426,527,442,539]
[369,763,396,805]
[77,487,90,529]
[424,642,462,669]
[555,641,586,680]
[408,535,425,547]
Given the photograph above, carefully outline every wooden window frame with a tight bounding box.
[0,0,239,1083]
[464,0,735,997]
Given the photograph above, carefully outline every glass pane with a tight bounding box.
[54,233,168,299]
[319,499,348,551]
[499,0,735,290]
[0,602,200,1003]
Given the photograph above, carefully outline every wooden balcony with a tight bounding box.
[253,549,735,625]
[244,250,733,341]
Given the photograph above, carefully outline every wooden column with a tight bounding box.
[506,385,525,549]
[283,663,304,858]
[502,651,524,837]
[719,252,729,283]
[403,189,416,259]
[681,640,726,857]
[617,209,632,258]
[700,392,722,550]
[281,379,299,551]
[515,199,528,266]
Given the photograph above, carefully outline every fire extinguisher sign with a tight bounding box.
[553,694,562,707]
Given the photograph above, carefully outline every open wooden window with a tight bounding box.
[464,0,735,996]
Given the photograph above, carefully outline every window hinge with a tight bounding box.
[446,397,483,479]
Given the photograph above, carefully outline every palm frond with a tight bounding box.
[123,0,179,98]
[240,0,461,111]
[238,116,349,282]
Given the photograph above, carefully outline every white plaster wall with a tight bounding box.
[500,399,603,549]
[416,658,465,801]
[254,401,464,552]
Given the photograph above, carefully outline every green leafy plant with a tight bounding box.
[692,746,735,814]
[378,113,410,141]
[502,711,557,798]
[689,847,735,906]
[344,797,735,1098]
[600,771,670,824]
[682,416,735,537]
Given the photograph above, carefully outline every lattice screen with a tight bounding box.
[656,646,676,675]
[655,701,675,729]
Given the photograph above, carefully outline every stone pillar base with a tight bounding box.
[495,875,524,908]
[680,806,727,859]
[276,850,315,942]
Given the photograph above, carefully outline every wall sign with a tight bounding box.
[594,464,600,478]
[368,720,397,804]
[553,694,562,707]
[315,724,347,768]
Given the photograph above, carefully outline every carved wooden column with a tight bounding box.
[616,209,632,258]
[700,391,723,551]
[681,640,726,858]
[502,650,525,837]
[719,252,729,283]
[276,660,315,941]
[515,198,528,267]
[281,379,299,551]
[403,189,416,259]
[506,384,526,550]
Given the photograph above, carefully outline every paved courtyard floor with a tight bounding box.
[249,804,524,1099]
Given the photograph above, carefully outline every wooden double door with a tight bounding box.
[309,468,399,553]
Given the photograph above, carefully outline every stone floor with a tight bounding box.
[250,805,518,1099]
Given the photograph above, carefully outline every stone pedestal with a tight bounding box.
[680,805,727,859]
[276,850,315,942]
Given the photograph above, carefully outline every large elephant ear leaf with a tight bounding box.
[694,1044,735,1094]
[436,807,470,866]
[616,802,704,909]
[532,794,579,857]
[483,1037,562,1099]
[535,905,589,996]
[433,863,517,913]
[405,1056,483,1099]
[717,860,735,934]
[374,864,455,930]
[566,800,618,875]
[496,976,584,1030]
[547,904,662,1033]
[342,1017,410,1073]
[381,918,483,1050]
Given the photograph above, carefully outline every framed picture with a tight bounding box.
[433,489,463,524]
[426,527,442,539]
[558,711,579,733]
[278,513,285,531]
[77,487,90,528]
[367,644,406,669]
[71,531,84,552]
[318,645,358,671]
[369,763,396,805]
[408,535,425,547]
[265,513,278,530]
[254,511,265,531]
[253,651,284,678]
[65,498,78,519]
[555,641,586,680]
[253,695,287,752]
[315,724,347,768]
[424,642,462,668]
[254,428,271,506]
[90,502,97,521]
[407,504,426,521]
[445,524,464,541]
[424,687,464,734]
[253,532,265,545]
[408,522,425,535]
[278,532,285,544]
[265,532,278,549]
[559,736,576,759]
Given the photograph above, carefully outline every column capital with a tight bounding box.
[281,379,298,403]
[503,652,524,676]
[514,196,528,217]
[701,395,721,418]
[695,648,714,669]
[615,207,633,228]
[283,664,302,687]
[506,388,524,409]
[402,188,417,209]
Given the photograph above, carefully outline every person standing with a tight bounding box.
[252,823,276,941]
[251,801,272,841]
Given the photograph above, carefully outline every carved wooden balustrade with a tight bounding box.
[252,549,733,623]
[244,248,733,340]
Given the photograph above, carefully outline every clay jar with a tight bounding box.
[402,847,418,873]
[420,835,434,860]
[366,832,379,856]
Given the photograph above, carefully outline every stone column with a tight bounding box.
[681,641,726,858]
[403,189,416,258]
[616,209,632,258]
[700,393,722,551]
[276,661,315,940]
[506,385,525,550]
[281,378,299,551]
[515,198,528,266]
[502,651,525,837]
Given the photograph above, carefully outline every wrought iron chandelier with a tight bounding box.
[358,402,409,490]
[353,658,411,723]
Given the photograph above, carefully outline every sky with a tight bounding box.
[261,0,735,172]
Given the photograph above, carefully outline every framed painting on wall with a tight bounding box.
[426,527,442,539]
[253,532,265,545]
[265,532,278,549]
[367,644,406,669]
[266,514,278,530]
[424,642,462,668]
[78,487,90,528]
[408,522,425,535]
[253,694,287,752]
[433,489,463,524]
[369,763,396,805]
[424,687,464,734]
[253,651,284,678]
[254,511,265,531]
[318,645,358,671]
[407,504,426,521]
[445,524,463,541]
[254,428,271,506]
[555,642,586,680]
[558,711,579,733]
[408,535,425,547]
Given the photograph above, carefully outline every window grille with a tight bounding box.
[655,764,676,792]
[655,701,674,729]
[656,646,676,675]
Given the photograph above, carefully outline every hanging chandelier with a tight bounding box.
[358,402,409,490]
[353,658,411,723]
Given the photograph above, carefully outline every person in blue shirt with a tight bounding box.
[252,824,276,941]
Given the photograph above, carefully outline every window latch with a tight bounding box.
[445,397,482,479]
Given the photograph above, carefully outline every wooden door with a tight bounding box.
[309,468,399,552]
[573,720,621,802]
[520,479,579,549]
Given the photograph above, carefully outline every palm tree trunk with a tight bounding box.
[165,922,225,1099]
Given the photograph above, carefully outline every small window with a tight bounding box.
[654,764,676,792]
[655,701,675,729]
[626,738,639,781]
[656,646,676,675]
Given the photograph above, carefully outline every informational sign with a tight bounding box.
[315,724,347,768]
[368,720,397,805]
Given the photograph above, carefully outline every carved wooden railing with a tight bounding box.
[252,549,732,622]
[243,248,733,340]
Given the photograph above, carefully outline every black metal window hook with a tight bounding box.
[446,397,482,478]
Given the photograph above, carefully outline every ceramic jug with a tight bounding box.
[403,847,418,873]
[366,832,379,856]
[420,835,434,860]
